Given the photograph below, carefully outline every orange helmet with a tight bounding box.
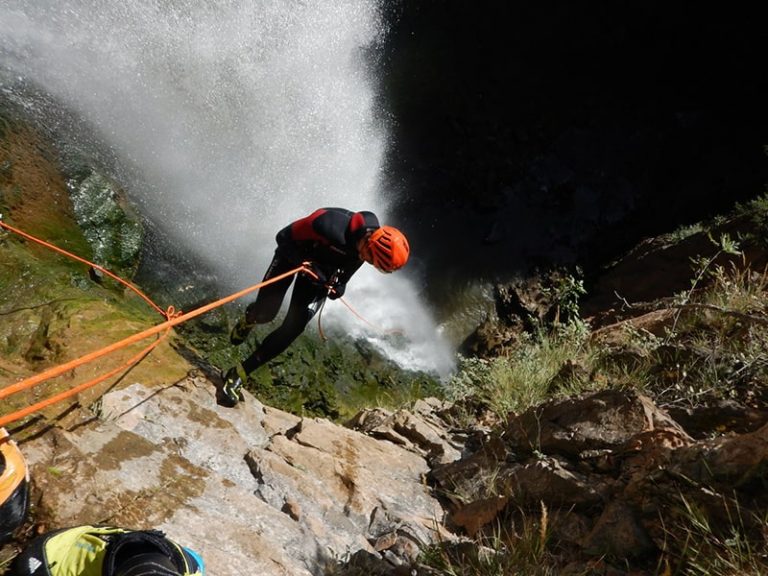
[1,428,30,543]
[367,226,409,272]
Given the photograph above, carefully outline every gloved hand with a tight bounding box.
[327,280,345,300]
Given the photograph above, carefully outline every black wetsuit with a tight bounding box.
[240,207,379,374]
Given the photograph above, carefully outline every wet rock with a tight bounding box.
[68,170,143,278]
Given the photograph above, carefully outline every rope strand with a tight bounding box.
[0,220,169,317]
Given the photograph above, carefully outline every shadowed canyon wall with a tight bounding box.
[379,2,767,309]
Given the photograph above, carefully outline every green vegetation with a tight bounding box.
[447,266,596,419]
[447,326,597,418]
[660,496,768,576]
[418,214,768,575]
[419,504,559,576]
[177,317,443,421]
[735,191,768,247]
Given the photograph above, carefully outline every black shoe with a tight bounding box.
[220,366,246,407]
[230,317,254,345]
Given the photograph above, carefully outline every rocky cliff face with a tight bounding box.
[14,377,459,575]
[3,68,768,575]
[9,350,768,575]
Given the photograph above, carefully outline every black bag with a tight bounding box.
[9,525,204,576]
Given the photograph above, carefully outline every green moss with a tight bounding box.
[242,328,443,420]
[175,313,443,420]
[0,113,168,422]
[0,107,12,139]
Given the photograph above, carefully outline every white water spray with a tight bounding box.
[0,0,455,376]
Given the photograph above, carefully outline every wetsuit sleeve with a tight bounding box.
[274,226,302,264]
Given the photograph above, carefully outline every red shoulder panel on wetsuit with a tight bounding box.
[349,212,365,234]
[290,209,327,242]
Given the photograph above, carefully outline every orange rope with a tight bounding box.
[337,296,404,336]
[0,219,168,317]
[0,331,168,428]
[0,218,185,427]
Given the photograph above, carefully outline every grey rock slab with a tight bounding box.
[21,373,448,575]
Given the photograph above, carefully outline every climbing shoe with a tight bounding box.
[230,317,254,345]
[220,365,246,407]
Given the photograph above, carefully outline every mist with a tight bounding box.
[0,0,455,376]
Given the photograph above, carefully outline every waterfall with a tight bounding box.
[0,0,455,376]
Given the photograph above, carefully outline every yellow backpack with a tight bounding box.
[10,525,204,576]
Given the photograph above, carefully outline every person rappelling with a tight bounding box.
[220,207,410,406]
